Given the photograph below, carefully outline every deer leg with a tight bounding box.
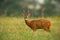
[32,28,36,32]
[32,29,37,36]
[47,27,51,32]
[44,27,50,32]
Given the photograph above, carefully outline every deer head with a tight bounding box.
[22,10,30,20]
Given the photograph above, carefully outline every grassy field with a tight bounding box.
[0,17,60,40]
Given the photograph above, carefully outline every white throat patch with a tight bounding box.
[25,19,28,20]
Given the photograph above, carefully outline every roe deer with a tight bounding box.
[22,10,51,32]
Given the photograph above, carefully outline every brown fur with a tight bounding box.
[25,19,51,32]
[22,10,51,32]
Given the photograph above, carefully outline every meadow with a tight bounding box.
[0,17,60,40]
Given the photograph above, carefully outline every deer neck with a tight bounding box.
[25,19,30,26]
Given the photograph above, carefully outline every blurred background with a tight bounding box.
[0,0,60,17]
[0,0,60,40]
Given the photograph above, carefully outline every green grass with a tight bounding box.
[0,17,60,40]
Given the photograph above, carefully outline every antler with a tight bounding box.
[23,10,25,13]
[41,8,45,18]
[27,10,30,18]
[22,10,25,17]
[22,10,30,19]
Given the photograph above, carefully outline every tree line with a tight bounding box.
[0,0,60,17]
